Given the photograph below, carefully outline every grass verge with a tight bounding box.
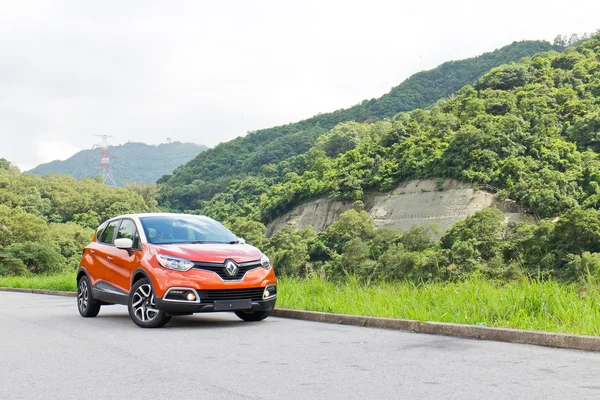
[0,273,76,292]
[278,276,600,336]
[2,273,600,336]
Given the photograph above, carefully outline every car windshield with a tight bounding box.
[139,215,238,245]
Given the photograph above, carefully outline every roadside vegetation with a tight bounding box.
[279,275,600,336]
[0,273,77,292]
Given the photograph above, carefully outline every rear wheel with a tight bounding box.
[77,275,101,318]
[235,309,272,322]
[128,278,171,328]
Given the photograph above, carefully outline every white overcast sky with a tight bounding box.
[0,0,598,171]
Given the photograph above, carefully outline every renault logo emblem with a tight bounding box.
[224,260,239,277]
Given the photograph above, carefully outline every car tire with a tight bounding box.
[128,278,171,328]
[77,275,101,318]
[235,309,272,322]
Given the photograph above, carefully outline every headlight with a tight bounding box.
[156,254,194,271]
[260,254,271,270]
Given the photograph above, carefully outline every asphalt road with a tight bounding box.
[1,292,600,400]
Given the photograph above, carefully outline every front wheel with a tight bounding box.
[235,309,272,322]
[77,275,101,317]
[128,278,171,328]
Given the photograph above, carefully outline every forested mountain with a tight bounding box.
[257,36,600,222]
[28,141,207,187]
[158,40,561,210]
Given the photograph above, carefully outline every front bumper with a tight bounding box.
[155,296,276,315]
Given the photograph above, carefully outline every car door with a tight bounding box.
[104,218,142,294]
[89,219,120,286]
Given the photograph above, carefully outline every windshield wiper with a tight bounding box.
[188,240,240,244]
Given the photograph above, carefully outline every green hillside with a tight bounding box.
[258,36,600,221]
[28,141,207,187]
[158,40,561,210]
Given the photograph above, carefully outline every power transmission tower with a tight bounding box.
[93,135,117,186]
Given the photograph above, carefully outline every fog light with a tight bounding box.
[263,285,277,300]
[187,293,196,301]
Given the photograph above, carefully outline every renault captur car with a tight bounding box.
[76,213,277,328]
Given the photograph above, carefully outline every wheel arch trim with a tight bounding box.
[131,268,152,287]
[77,267,90,282]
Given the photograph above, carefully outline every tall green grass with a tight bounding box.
[278,276,600,336]
[0,273,77,292]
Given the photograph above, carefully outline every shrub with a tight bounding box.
[378,245,448,281]
[0,253,28,276]
[267,226,310,277]
[4,242,65,274]
[566,252,600,284]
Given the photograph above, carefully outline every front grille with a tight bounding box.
[198,288,265,302]
[193,261,261,280]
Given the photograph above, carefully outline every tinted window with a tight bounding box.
[98,221,119,245]
[139,215,237,245]
[116,219,140,248]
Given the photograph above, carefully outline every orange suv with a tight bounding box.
[76,213,277,328]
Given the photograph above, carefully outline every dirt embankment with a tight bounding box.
[267,178,533,239]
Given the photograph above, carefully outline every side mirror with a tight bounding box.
[114,238,133,250]
[238,237,246,244]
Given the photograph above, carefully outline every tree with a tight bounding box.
[4,242,64,274]
[267,226,310,277]
[553,35,567,47]
[441,208,506,261]
[227,218,267,249]
[125,182,160,211]
[0,205,50,247]
[0,158,11,171]
[550,208,600,257]
[0,252,28,276]
[324,210,376,254]
[475,63,531,91]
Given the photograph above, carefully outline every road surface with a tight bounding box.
[1,292,599,399]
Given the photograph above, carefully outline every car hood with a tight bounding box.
[152,243,263,264]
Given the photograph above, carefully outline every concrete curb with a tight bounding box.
[271,308,600,352]
[3,287,599,351]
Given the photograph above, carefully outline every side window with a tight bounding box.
[117,219,140,249]
[98,220,119,245]
[96,221,108,240]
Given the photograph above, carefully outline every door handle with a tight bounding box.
[107,256,113,260]
[90,249,95,254]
